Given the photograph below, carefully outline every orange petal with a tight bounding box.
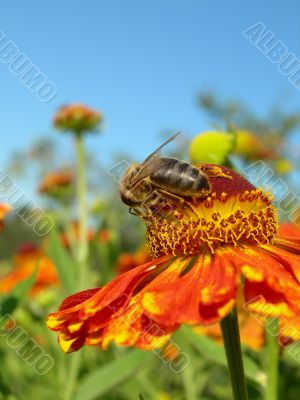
[279,223,300,238]
[140,250,238,325]
[47,256,173,352]
[100,298,177,350]
[232,247,300,317]
[262,241,300,283]
[279,315,300,344]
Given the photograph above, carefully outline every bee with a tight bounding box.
[119,133,211,213]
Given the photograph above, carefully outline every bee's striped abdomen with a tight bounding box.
[150,157,210,197]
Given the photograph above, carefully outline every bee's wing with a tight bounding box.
[142,132,181,164]
[129,132,181,188]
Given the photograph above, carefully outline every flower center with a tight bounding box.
[141,165,279,257]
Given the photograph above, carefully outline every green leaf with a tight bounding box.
[173,329,203,400]
[47,227,77,293]
[0,267,38,316]
[182,326,265,386]
[75,350,150,400]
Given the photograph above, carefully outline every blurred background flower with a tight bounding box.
[53,104,102,134]
[0,242,59,296]
[189,131,234,165]
[38,170,75,198]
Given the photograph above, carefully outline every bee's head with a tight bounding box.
[120,162,141,188]
[119,162,145,207]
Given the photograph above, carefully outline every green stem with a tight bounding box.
[265,318,279,400]
[220,306,249,400]
[63,353,81,400]
[74,132,89,289]
[60,205,78,262]
[136,373,160,399]
[182,361,197,400]
[174,329,199,400]
[63,133,88,400]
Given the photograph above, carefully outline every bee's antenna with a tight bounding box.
[129,207,137,216]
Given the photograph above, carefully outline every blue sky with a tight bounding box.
[0,0,299,180]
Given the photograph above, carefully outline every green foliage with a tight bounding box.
[75,350,150,400]
[0,214,42,260]
[47,227,77,294]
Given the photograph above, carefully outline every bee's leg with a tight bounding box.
[154,189,200,218]
[184,198,201,217]
[154,189,185,205]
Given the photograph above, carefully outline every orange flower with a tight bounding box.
[98,229,112,244]
[38,170,74,196]
[0,243,59,296]
[0,203,11,230]
[47,165,300,353]
[234,129,274,161]
[161,343,180,361]
[53,104,102,133]
[117,247,152,274]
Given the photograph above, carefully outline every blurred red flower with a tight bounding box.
[0,243,59,296]
[53,104,102,133]
[38,170,74,196]
[116,247,151,275]
[0,203,11,231]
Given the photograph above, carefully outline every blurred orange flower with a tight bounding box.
[98,229,112,244]
[60,221,94,249]
[0,203,11,230]
[196,313,265,351]
[59,221,110,249]
[0,243,59,296]
[161,342,180,362]
[234,129,274,161]
[53,104,102,133]
[38,170,74,196]
[116,247,151,274]
[47,165,300,353]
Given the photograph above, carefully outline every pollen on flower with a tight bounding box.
[143,165,279,257]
